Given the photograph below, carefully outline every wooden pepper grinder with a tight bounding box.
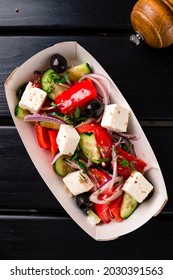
[130,0,173,48]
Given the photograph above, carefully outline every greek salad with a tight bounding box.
[15,53,154,225]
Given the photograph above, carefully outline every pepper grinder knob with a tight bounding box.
[130,0,173,48]
[130,32,144,45]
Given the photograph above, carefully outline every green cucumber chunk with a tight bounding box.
[87,209,101,225]
[68,63,92,82]
[15,104,29,119]
[120,193,138,219]
[53,155,74,177]
[41,68,66,100]
[79,133,101,164]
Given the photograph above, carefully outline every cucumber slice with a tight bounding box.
[14,104,29,119]
[41,68,66,100]
[68,63,92,82]
[53,155,74,177]
[79,133,101,164]
[87,209,101,225]
[120,193,138,219]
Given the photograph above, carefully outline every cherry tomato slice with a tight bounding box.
[117,156,131,179]
[89,167,111,187]
[116,146,147,172]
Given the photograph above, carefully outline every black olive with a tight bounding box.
[50,54,67,73]
[83,99,104,118]
[76,192,92,212]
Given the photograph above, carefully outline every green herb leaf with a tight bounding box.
[51,101,57,107]
[97,157,110,163]
[78,160,88,173]
[81,132,93,137]
[71,150,80,161]
[120,159,129,167]
[74,106,81,120]
[129,161,136,171]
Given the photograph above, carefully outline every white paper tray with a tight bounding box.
[4,41,168,240]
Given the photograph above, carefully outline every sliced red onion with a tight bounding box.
[51,152,62,164]
[86,159,93,168]
[123,138,136,157]
[66,78,72,86]
[89,177,124,204]
[63,159,81,170]
[87,170,100,191]
[24,114,66,125]
[41,106,56,111]
[58,83,70,88]
[110,146,117,189]
[86,73,111,94]
[96,113,103,123]
[113,131,140,140]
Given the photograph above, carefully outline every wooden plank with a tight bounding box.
[0,127,61,210]
[1,36,173,120]
[0,126,172,211]
[0,213,172,260]
[0,0,135,29]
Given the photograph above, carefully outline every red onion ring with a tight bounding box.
[79,74,110,106]
[51,152,62,164]
[24,114,66,125]
[89,176,124,204]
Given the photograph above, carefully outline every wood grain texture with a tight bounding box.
[0,0,135,29]
[0,214,172,260]
[0,126,172,211]
[1,36,173,120]
[131,0,173,48]
[0,0,172,260]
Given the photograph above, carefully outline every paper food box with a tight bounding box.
[4,41,168,241]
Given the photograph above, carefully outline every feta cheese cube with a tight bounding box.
[63,170,94,196]
[101,104,130,132]
[56,124,80,155]
[122,171,154,203]
[19,82,47,114]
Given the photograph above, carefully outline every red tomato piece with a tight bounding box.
[109,194,124,222]
[92,203,112,224]
[77,122,113,162]
[35,123,51,149]
[90,168,117,223]
[55,79,97,114]
[98,188,116,201]
[117,156,131,179]
[89,167,111,186]
[116,146,147,173]
[48,130,58,156]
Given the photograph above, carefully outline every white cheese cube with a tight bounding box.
[122,171,154,203]
[56,124,80,155]
[63,170,94,196]
[19,82,47,114]
[101,104,130,132]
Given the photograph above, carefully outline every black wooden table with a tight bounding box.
[0,0,173,260]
